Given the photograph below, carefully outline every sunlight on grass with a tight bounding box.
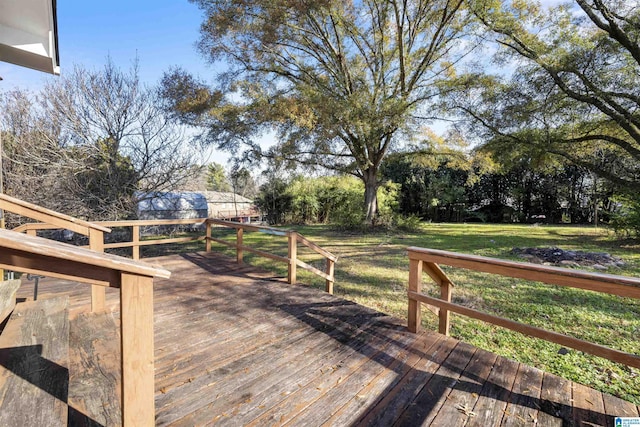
[150,223,640,404]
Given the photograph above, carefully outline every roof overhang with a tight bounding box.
[0,0,60,75]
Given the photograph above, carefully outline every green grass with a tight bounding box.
[141,223,640,404]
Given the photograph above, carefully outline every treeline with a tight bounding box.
[256,152,623,229]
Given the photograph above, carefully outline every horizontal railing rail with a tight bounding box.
[15,218,207,260]
[208,219,337,293]
[3,194,111,312]
[15,217,337,293]
[212,208,261,219]
[0,227,169,426]
[407,247,640,369]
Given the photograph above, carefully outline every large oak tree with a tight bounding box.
[162,0,471,222]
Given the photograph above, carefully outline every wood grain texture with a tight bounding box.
[410,291,640,368]
[0,193,110,234]
[0,228,171,281]
[120,273,155,427]
[408,247,640,298]
[0,296,70,427]
[0,279,21,325]
[68,311,122,426]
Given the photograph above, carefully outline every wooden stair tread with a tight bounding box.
[68,311,122,426]
[0,279,21,326]
[0,296,70,427]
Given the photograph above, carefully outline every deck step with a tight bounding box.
[0,279,21,326]
[0,296,70,427]
[68,311,121,426]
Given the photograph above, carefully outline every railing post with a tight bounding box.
[288,231,297,284]
[89,228,105,312]
[120,273,155,427]
[325,258,335,294]
[205,221,211,252]
[438,267,452,336]
[408,257,422,333]
[132,225,140,260]
[237,227,243,264]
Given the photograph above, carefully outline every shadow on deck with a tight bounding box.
[16,251,640,426]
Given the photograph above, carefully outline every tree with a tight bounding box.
[162,0,472,223]
[42,60,202,219]
[205,162,232,191]
[0,90,72,224]
[0,60,202,221]
[451,0,640,193]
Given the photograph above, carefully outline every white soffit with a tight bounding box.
[0,0,60,75]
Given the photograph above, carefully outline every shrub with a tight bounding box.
[610,196,640,238]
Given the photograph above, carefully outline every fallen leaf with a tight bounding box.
[456,404,477,417]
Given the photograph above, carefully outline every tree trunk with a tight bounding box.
[363,168,378,224]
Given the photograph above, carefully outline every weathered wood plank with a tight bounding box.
[537,372,573,426]
[0,296,70,427]
[266,321,416,426]
[355,332,448,426]
[572,381,607,427]
[323,331,436,426]
[68,311,122,426]
[162,314,391,426]
[501,363,544,427]
[0,279,21,326]
[429,346,499,426]
[467,356,520,427]
[393,340,477,426]
[603,392,639,422]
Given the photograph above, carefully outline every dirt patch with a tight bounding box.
[511,247,626,270]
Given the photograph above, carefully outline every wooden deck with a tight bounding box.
[15,251,640,426]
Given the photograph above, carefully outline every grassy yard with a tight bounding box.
[143,223,640,404]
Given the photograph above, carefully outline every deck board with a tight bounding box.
[14,251,639,426]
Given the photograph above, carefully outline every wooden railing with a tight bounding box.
[207,219,338,294]
[0,227,170,426]
[407,247,640,369]
[2,194,112,312]
[15,217,337,293]
[15,218,206,260]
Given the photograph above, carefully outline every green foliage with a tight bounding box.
[74,138,138,215]
[205,163,231,192]
[255,177,292,225]
[164,0,474,221]
[610,197,640,238]
[452,1,640,193]
[256,174,406,229]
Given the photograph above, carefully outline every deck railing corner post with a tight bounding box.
[408,256,423,333]
[89,228,106,312]
[205,220,212,252]
[325,258,335,294]
[120,272,155,427]
[288,231,297,284]
[132,225,140,260]
[236,227,244,264]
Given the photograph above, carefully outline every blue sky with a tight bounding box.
[1,0,231,163]
[1,0,218,90]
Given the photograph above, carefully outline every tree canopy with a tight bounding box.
[162,0,472,222]
[449,0,640,193]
